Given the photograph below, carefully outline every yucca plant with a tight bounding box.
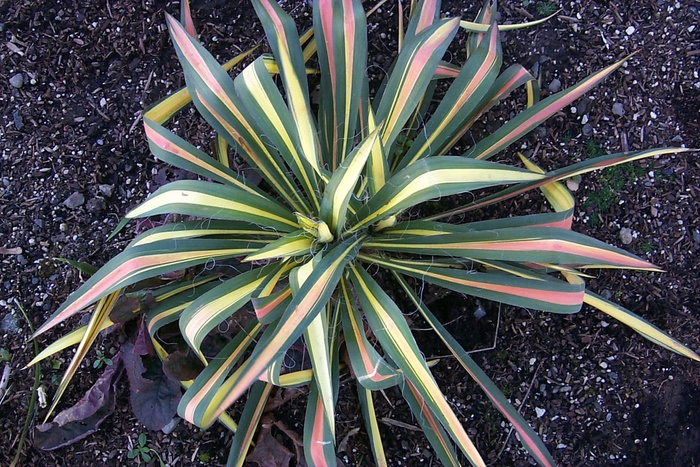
[32,0,698,465]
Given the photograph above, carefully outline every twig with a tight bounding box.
[10,299,41,467]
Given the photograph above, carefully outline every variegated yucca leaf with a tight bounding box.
[35,0,697,465]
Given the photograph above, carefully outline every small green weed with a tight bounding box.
[128,433,165,466]
[583,140,645,224]
[92,349,113,369]
[640,242,654,254]
[0,348,10,362]
[536,1,558,16]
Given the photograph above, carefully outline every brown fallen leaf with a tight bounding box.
[245,423,294,467]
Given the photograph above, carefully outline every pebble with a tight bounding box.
[625,26,636,35]
[1,313,21,334]
[86,197,106,213]
[670,135,683,143]
[98,184,114,197]
[535,407,546,418]
[619,227,634,245]
[548,78,561,93]
[63,191,85,209]
[612,102,625,116]
[161,417,180,435]
[13,110,23,130]
[582,123,592,136]
[9,73,24,88]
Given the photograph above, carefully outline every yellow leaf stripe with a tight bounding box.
[349,265,485,466]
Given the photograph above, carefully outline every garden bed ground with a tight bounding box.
[1,0,699,465]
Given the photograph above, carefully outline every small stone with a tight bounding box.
[670,135,683,143]
[98,184,114,197]
[625,26,636,35]
[86,197,106,213]
[566,178,580,192]
[548,78,561,93]
[612,102,625,116]
[581,115,589,125]
[619,227,634,245]
[161,417,180,435]
[535,407,546,418]
[12,110,23,130]
[473,302,486,319]
[63,191,85,209]
[1,313,21,334]
[582,123,592,136]
[9,73,24,88]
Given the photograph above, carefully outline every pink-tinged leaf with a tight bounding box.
[349,265,485,465]
[166,14,311,213]
[252,287,293,324]
[405,0,441,39]
[401,380,461,466]
[363,253,585,314]
[314,0,367,169]
[143,118,264,198]
[303,383,336,465]
[429,147,689,221]
[180,0,197,38]
[253,0,322,173]
[465,56,630,160]
[367,227,659,270]
[340,281,401,390]
[397,23,501,169]
[34,239,259,338]
[395,272,555,466]
[375,18,460,152]
[183,236,363,428]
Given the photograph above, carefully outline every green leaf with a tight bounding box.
[166,14,311,213]
[350,157,543,232]
[357,385,388,467]
[183,235,363,428]
[397,23,501,169]
[314,0,368,169]
[227,381,273,467]
[348,264,485,465]
[367,226,659,270]
[395,272,555,466]
[125,180,298,233]
[363,253,585,314]
[584,291,700,362]
[375,18,460,153]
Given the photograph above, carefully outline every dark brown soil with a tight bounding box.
[1,0,699,466]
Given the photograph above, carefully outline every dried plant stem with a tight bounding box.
[11,299,41,467]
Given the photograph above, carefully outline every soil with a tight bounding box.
[1,0,699,466]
